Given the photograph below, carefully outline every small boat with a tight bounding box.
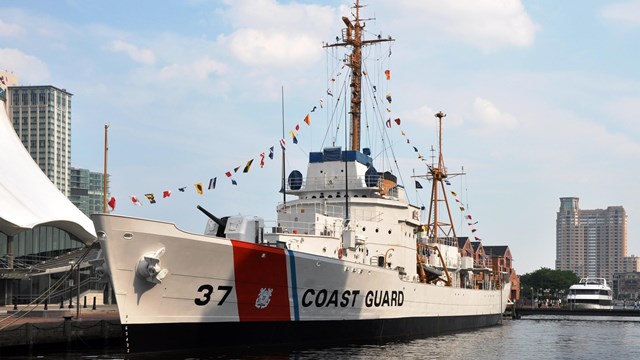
[566,278,613,310]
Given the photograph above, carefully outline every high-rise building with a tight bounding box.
[623,255,640,273]
[70,167,109,216]
[7,86,72,196]
[555,197,627,282]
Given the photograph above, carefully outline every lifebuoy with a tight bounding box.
[338,248,343,259]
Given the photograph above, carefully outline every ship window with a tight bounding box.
[328,195,333,198]
[312,196,316,198]
[375,228,379,233]
[388,230,392,234]
[362,227,366,232]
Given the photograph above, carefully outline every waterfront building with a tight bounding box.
[612,271,640,300]
[7,85,72,197]
[1,81,108,305]
[555,197,627,282]
[483,245,520,300]
[70,167,109,217]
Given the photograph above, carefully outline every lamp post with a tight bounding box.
[68,261,74,310]
[69,260,81,319]
[76,262,80,319]
[531,287,535,309]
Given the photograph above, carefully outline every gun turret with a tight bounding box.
[197,205,228,237]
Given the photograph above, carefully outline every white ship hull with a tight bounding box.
[566,277,613,311]
[569,303,612,311]
[94,214,510,353]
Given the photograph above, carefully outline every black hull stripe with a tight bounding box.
[124,314,502,353]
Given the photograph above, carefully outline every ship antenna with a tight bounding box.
[323,0,394,152]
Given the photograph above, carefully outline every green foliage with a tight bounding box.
[520,267,579,297]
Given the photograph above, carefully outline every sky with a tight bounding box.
[1,0,640,274]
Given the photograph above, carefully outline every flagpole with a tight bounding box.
[103,124,109,213]
[281,86,286,206]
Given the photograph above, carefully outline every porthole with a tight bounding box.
[362,227,366,232]
[388,230,392,234]
[375,228,379,233]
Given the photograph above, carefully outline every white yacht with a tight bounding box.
[567,278,613,310]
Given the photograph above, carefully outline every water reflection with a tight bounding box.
[5,317,640,360]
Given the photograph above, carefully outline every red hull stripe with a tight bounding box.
[231,240,291,321]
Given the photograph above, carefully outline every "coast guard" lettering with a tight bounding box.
[300,289,404,308]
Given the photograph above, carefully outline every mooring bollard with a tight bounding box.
[63,315,73,343]
[83,295,87,308]
[92,296,97,310]
[44,298,48,310]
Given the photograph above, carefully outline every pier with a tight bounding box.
[514,306,640,317]
[0,304,122,355]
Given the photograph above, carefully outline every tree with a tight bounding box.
[520,267,579,299]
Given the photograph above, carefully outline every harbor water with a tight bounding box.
[3,316,640,359]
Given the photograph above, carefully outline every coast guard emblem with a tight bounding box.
[255,288,273,309]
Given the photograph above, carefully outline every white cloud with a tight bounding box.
[403,105,437,128]
[402,104,465,129]
[109,40,156,65]
[219,0,337,68]
[0,20,25,37]
[605,97,640,135]
[601,2,640,26]
[224,29,320,68]
[0,48,49,83]
[159,57,226,81]
[562,114,640,158]
[396,0,537,51]
[471,97,518,132]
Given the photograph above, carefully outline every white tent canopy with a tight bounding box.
[0,107,96,245]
